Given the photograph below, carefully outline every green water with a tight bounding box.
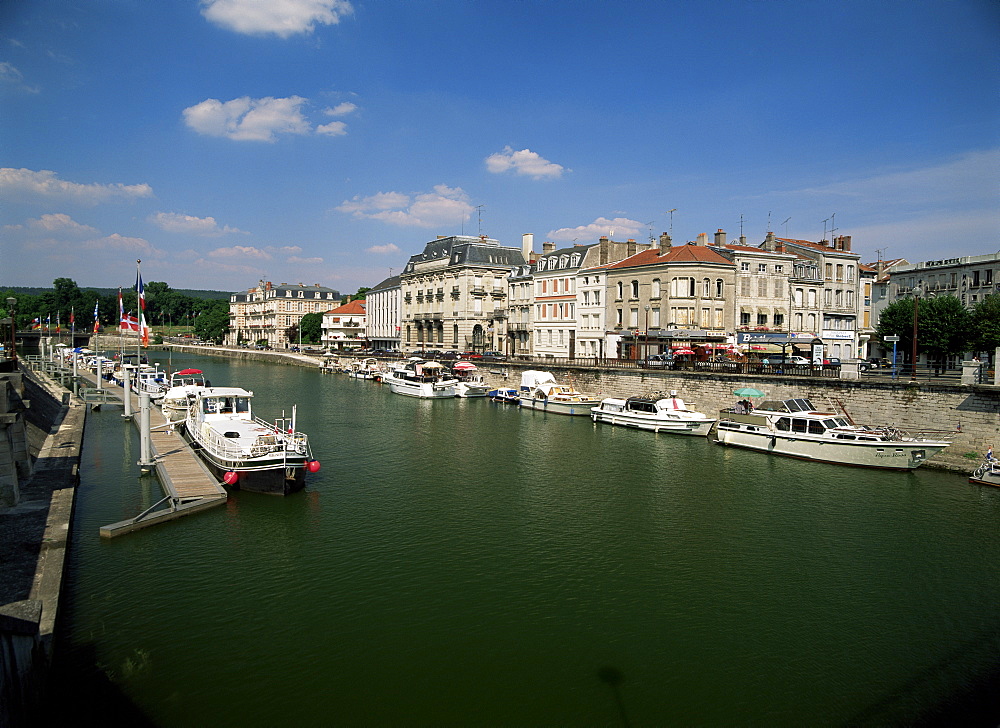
[57,352,1000,726]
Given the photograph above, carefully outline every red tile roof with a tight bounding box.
[606,243,733,269]
[327,299,365,315]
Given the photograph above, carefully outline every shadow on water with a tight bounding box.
[44,640,155,727]
[598,665,631,728]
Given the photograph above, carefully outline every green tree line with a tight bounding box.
[0,277,231,342]
[875,293,1000,362]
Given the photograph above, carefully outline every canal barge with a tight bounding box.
[591,392,715,435]
[383,359,458,398]
[710,397,951,470]
[517,370,599,416]
[186,386,318,494]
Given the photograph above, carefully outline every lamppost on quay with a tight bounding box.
[5,297,17,365]
[909,289,935,382]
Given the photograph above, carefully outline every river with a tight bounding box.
[55,351,1000,726]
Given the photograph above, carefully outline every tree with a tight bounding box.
[971,293,1000,356]
[193,301,230,343]
[876,295,972,364]
[299,312,323,344]
[351,287,371,300]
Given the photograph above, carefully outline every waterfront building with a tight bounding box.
[770,234,862,361]
[506,253,534,358]
[227,281,340,349]
[400,235,526,354]
[885,252,1000,309]
[322,299,366,350]
[604,233,736,358]
[364,275,401,351]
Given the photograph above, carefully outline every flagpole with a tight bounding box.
[136,259,142,364]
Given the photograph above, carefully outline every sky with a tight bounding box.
[2,0,998,294]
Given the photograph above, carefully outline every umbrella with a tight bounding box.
[733,387,766,398]
[453,361,477,370]
[175,368,203,375]
[673,348,695,355]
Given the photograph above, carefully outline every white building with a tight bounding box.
[322,299,366,350]
[365,275,401,351]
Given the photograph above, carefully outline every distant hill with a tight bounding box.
[0,285,234,300]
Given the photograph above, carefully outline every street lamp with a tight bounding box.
[5,297,16,365]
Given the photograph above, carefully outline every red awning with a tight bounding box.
[175,368,203,375]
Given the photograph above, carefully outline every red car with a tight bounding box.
[460,351,483,359]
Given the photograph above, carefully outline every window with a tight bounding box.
[703,278,711,297]
[594,290,600,305]
[774,313,784,327]
[716,279,724,297]
[758,278,767,297]
[631,280,639,299]
[757,313,768,326]
[773,279,783,298]
[630,308,639,327]
[825,263,833,280]
[651,307,660,327]
[758,264,767,272]
[740,312,751,326]
[651,278,661,297]
[617,282,624,300]
[775,265,784,273]
[836,264,844,281]
[741,262,750,271]
[616,309,623,325]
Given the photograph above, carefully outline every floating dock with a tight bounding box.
[73,370,229,537]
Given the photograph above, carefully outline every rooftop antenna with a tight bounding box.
[822,217,830,241]
[874,247,886,263]
[475,204,485,237]
[766,211,772,232]
[646,220,655,243]
[666,208,677,236]
[829,212,838,240]
[781,217,791,237]
[739,214,746,238]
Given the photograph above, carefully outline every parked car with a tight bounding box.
[645,354,675,368]
[481,351,506,360]
[823,357,841,366]
[762,355,810,365]
[460,351,483,359]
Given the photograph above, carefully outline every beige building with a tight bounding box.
[227,280,340,348]
[604,233,736,358]
[400,235,526,354]
[322,299,366,350]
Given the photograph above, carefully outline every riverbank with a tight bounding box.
[169,343,999,474]
[0,364,86,725]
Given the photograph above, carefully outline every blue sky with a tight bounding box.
[2,0,997,293]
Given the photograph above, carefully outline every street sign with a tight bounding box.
[885,335,900,342]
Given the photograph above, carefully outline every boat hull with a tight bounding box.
[519,396,597,416]
[591,408,714,436]
[454,382,490,398]
[191,441,307,495]
[969,463,1000,487]
[711,420,948,470]
[385,378,456,398]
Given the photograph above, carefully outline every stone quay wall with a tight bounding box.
[170,345,999,473]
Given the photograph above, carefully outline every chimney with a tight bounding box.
[696,232,709,246]
[876,260,887,277]
[763,231,777,252]
[599,236,610,265]
[658,232,672,254]
[835,235,852,251]
[714,229,727,247]
[542,241,556,254]
[626,239,637,257]
[522,233,534,261]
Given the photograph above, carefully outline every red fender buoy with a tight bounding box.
[306,460,321,473]
[223,471,240,485]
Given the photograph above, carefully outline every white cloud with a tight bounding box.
[0,61,39,93]
[316,121,347,136]
[337,185,474,228]
[485,146,566,179]
[0,168,153,204]
[207,245,273,260]
[148,211,245,236]
[366,243,401,254]
[26,213,98,235]
[183,96,313,142]
[324,102,357,116]
[82,233,163,257]
[201,0,354,38]
[273,245,303,255]
[287,255,324,265]
[547,216,644,242]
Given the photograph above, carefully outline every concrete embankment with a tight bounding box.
[172,344,999,474]
[0,364,85,725]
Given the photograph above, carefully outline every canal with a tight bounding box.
[56,351,1000,726]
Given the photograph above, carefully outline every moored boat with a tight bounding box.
[710,396,951,470]
[452,361,490,397]
[160,368,209,424]
[488,387,520,404]
[185,386,318,495]
[347,358,382,379]
[518,370,599,416]
[383,359,458,398]
[591,391,715,435]
[969,458,1000,487]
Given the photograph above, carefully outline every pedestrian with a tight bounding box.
[987,445,995,462]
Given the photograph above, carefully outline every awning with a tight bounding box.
[673,348,696,355]
[453,361,477,370]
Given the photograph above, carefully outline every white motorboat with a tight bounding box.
[347,358,382,379]
[160,368,209,424]
[452,361,490,397]
[518,370,599,416]
[488,387,520,404]
[382,359,458,398]
[711,396,951,469]
[134,365,168,400]
[591,391,715,436]
[185,386,318,495]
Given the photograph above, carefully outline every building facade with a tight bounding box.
[400,235,526,354]
[322,299,367,349]
[364,275,401,351]
[227,281,340,348]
